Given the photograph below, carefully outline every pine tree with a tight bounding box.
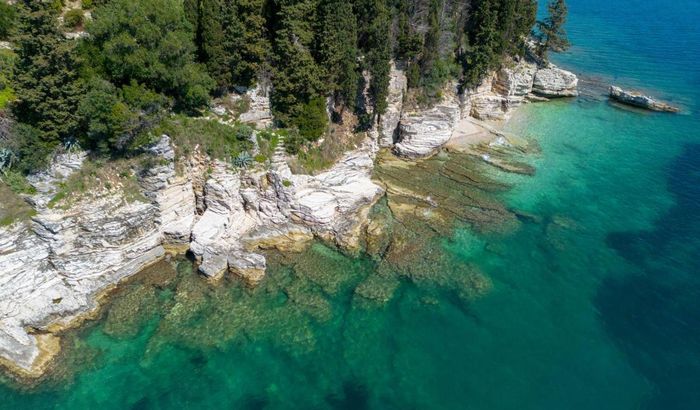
[11,1,83,145]
[535,0,570,59]
[317,0,358,112]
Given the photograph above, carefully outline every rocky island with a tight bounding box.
[609,86,680,113]
[0,0,576,381]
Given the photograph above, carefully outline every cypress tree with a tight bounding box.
[462,0,500,88]
[270,0,324,129]
[317,0,358,112]
[356,0,391,117]
[11,1,83,145]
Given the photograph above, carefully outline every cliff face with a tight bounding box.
[0,55,578,376]
[0,133,383,377]
[382,59,579,158]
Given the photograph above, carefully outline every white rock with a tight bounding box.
[532,65,579,97]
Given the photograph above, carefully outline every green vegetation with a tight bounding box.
[534,0,570,59]
[0,0,545,183]
[63,8,84,29]
[0,1,16,39]
[46,158,146,209]
[154,115,253,161]
[256,130,279,161]
[290,127,366,174]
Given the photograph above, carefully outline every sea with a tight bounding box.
[1,0,699,408]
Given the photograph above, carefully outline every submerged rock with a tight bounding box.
[609,86,680,113]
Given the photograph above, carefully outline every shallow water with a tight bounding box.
[2,0,700,408]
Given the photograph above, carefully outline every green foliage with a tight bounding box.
[1,169,36,194]
[292,97,328,141]
[223,0,270,87]
[270,0,324,126]
[0,177,36,226]
[0,1,16,39]
[11,1,84,146]
[317,0,358,112]
[535,0,570,59]
[232,150,253,168]
[64,9,84,29]
[154,115,253,161]
[256,129,279,160]
[356,0,391,116]
[87,0,214,111]
[82,0,94,9]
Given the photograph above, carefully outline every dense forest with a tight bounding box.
[0,0,566,181]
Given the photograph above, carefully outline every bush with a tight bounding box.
[154,115,253,161]
[82,0,94,9]
[64,9,84,29]
[0,2,16,39]
[292,97,328,141]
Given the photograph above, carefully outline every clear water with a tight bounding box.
[2,0,699,408]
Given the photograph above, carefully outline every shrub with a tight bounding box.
[0,2,16,39]
[292,97,328,141]
[64,9,84,29]
[82,0,94,9]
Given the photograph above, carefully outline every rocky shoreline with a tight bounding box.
[0,58,578,379]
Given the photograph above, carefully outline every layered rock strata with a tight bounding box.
[386,59,578,158]
[0,134,382,377]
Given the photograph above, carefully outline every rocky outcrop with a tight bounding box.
[0,133,384,377]
[394,99,460,158]
[609,86,680,113]
[532,65,579,97]
[378,63,407,147]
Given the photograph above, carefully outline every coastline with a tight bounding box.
[0,59,579,382]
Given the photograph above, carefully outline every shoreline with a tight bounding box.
[0,59,579,382]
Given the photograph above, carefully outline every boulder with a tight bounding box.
[532,65,579,97]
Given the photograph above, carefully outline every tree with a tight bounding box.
[535,0,570,59]
[356,0,391,117]
[269,0,324,127]
[317,0,358,113]
[11,1,84,145]
[87,0,214,111]
[462,0,500,88]
[0,1,16,40]
[223,0,270,87]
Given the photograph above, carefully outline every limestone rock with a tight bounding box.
[609,86,680,112]
[394,99,460,158]
[532,65,579,97]
[378,62,407,147]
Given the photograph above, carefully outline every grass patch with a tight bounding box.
[0,181,36,227]
[255,129,279,164]
[47,157,147,210]
[154,115,253,163]
[289,126,367,175]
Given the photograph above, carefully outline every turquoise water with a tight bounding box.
[2,0,700,408]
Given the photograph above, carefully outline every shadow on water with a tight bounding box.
[325,381,370,410]
[601,143,700,409]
